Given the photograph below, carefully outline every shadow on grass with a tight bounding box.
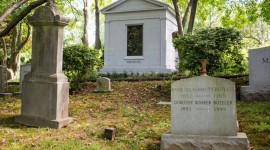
[0,115,29,129]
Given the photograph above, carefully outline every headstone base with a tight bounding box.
[15,115,73,129]
[240,85,270,101]
[93,90,112,93]
[161,132,249,150]
[0,93,12,97]
[13,91,22,95]
[16,73,73,129]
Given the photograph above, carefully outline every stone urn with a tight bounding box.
[200,59,208,76]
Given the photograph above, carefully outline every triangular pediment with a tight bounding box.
[101,0,173,14]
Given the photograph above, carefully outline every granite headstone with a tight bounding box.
[20,63,31,91]
[161,76,249,150]
[95,77,112,92]
[241,46,270,101]
[0,66,8,93]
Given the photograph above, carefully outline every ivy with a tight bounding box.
[174,27,247,76]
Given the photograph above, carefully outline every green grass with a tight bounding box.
[237,101,270,150]
[0,81,269,149]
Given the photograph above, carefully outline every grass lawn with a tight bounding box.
[0,81,269,150]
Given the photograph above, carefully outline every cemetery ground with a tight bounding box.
[0,79,269,150]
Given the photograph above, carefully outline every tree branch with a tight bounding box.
[0,37,7,66]
[18,23,31,51]
[172,0,184,37]
[0,0,28,23]
[0,0,47,38]
[187,0,198,33]
[182,0,193,29]
[245,35,262,45]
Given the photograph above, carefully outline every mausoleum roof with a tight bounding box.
[101,0,175,15]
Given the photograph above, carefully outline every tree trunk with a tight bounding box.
[172,0,184,37]
[6,23,30,79]
[82,0,90,46]
[187,0,198,33]
[0,37,7,66]
[182,0,193,29]
[18,23,31,51]
[0,0,28,23]
[7,26,19,79]
[0,0,47,38]
[95,0,102,49]
[47,0,56,7]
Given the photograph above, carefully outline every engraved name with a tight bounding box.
[262,58,269,64]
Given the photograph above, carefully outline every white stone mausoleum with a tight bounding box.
[100,0,178,73]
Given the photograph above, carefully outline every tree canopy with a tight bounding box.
[0,0,269,77]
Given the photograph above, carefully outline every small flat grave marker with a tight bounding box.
[104,127,116,140]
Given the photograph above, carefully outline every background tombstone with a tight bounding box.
[19,63,31,91]
[95,77,112,92]
[161,76,249,150]
[15,4,73,128]
[241,46,270,101]
[0,66,8,93]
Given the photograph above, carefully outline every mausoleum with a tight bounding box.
[100,0,178,73]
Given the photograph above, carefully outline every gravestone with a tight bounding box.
[19,63,31,91]
[161,76,249,150]
[95,77,112,92]
[241,46,270,101]
[0,66,8,93]
[15,4,73,128]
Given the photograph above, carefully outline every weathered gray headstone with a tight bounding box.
[171,76,237,136]
[95,77,112,92]
[19,63,31,91]
[241,46,270,101]
[0,66,8,93]
[15,4,73,128]
[161,76,249,150]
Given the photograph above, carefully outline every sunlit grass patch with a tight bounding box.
[237,101,270,150]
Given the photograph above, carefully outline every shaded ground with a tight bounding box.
[0,80,269,150]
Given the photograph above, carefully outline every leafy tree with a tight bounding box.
[174,27,246,75]
[261,0,270,24]
[0,0,47,38]
[63,44,102,90]
[0,0,78,78]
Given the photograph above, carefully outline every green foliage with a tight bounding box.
[98,72,179,80]
[261,0,270,24]
[174,27,247,75]
[63,44,102,90]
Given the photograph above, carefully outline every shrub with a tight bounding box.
[63,44,102,90]
[174,27,247,75]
